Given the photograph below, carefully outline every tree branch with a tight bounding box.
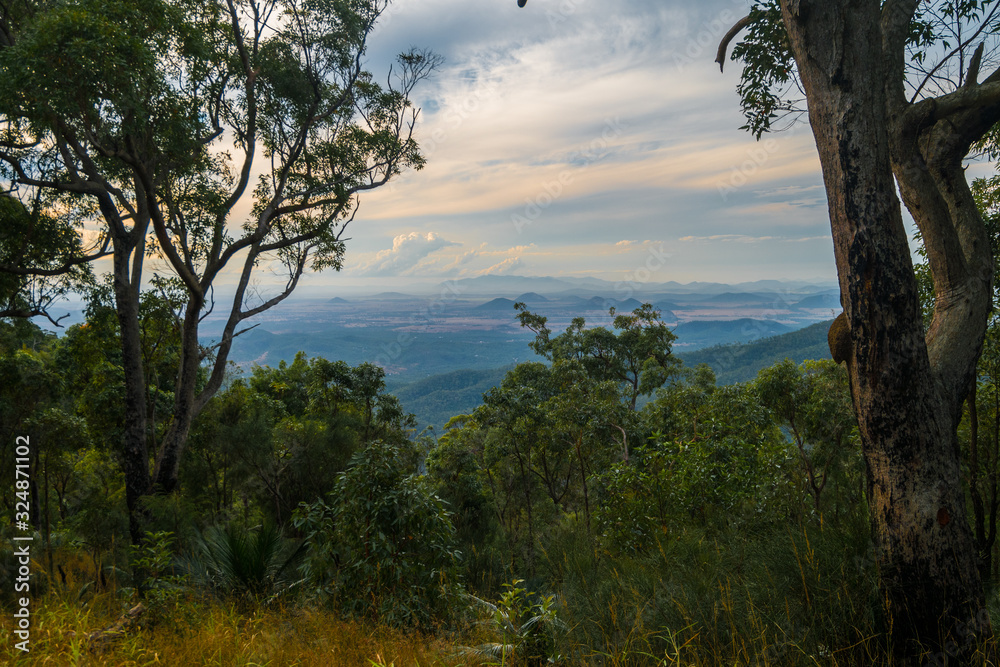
[715,15,751,72]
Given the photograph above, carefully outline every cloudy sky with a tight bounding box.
[289,0,916,291]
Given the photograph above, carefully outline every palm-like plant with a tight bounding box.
[196,523,304,602]
[466,579,566,666]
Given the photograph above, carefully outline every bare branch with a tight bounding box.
[715,15,751,73]
[967,42,986,88]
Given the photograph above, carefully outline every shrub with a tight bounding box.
[194,522,304,603]
[294,440,462,627]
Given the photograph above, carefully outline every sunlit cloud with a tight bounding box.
[356,232,460,276]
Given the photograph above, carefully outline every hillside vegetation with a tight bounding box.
[2,302,997,664]
[678,319,834,384]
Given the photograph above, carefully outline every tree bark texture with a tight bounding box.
[111,233,152,544]
[779,0,994,659]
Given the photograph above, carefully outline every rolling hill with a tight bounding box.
[677,319,834,384]
[388,319,837,430]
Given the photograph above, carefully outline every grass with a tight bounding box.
[532,513,999,666]
[4,515,1000,665]
[0,592,485,666]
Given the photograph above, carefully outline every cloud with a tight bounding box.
[356,232,460,276]
[678,234,831,245]
[303,1,838,287]
[783,236,830,243]
[478,256,522,276]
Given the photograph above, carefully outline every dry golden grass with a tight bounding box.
[0,593,485,666]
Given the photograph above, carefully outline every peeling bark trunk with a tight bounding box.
[779,0,992,658]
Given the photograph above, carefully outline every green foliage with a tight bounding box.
[0,290,884,662]
[516,302,678,410]
[600,375,792,552]
[195,522,304,603]
[294,440,462,627]
[754,359,860,515]
[729,1,796,138]
[187,352,418,526]
[0,195,94,320]
[65,447,128,540]
[130,530,186,607]
[729,1,1000,138]
[547,514,883,665]
[467,579,566,666]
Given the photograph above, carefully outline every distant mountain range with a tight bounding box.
[426,274,838,298]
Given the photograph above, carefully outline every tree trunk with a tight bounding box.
[779,0,992,659]
[112,238,151,544]
[151,296,204,493]
[967,387,991,580]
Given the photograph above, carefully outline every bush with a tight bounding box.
[194,522,304,603]
[294,440,462,627]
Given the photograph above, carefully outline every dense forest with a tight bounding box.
[1,279,1000,663]
[6,0,1000,663]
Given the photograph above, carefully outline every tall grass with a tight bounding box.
[535,510,998,665]
[4,511,999,665]
[0,591,483,666]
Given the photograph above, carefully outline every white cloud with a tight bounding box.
[356,232,460,276]
[478,256,522,276]
[299,1,839,287]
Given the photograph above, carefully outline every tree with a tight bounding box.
[0,0,436,540]
[515,302,678,411]
[717,0,1000,658]
[294,439,461,627]
[754,359,858,515]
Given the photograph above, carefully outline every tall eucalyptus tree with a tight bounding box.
[0,0,436,539]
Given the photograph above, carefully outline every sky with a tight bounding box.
[296,0,840,292]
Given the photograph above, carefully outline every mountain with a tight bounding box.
[514,292,549,304]
[659,309,678,325]
[439,275,583,295]
[703,292,783,305]
[586,296,616,310]
[387,319,838,427]
[672,318,792,349]
[793,293,841,309]
[390,366,513,431]
[653,300,681,312]
[475,297,517,311]
[431,275,839,299]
